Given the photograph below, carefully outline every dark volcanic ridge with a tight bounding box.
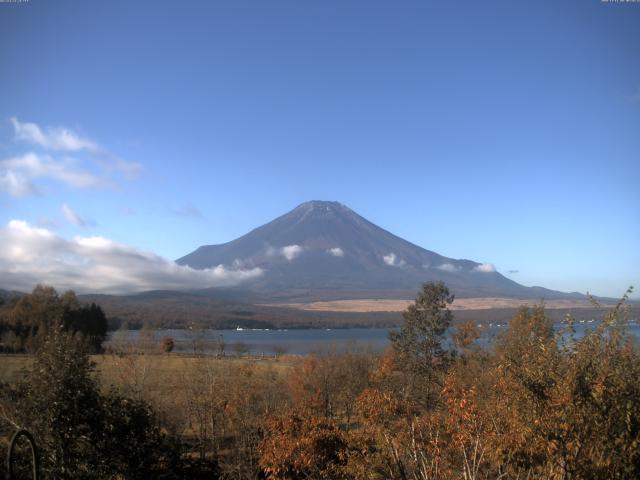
[177,200,583,301]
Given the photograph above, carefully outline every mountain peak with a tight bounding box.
[294,200,350,215]
[284,201,363,227]
[298,200,343,208]
[176,202,576,300]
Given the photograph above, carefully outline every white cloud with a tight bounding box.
[383,253,396,265]
[10,118,141,177]
[266,244,304,261]
[0,169,38,196]
[232,258,245,268]
[436,263,461,273]
[1,118,142,197]
[473,263,496,273]
[1,153,105,193]
[62,203,93,228]
[10,117,98,152]
[0,220,263,294]
[383,252,405,267]
[327,247,344,257]
[281,244,303,261]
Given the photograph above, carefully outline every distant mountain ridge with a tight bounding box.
[177,201,582,301]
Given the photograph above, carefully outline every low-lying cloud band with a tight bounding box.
[0,220,263,294]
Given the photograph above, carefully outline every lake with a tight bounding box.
[108,319,640,356]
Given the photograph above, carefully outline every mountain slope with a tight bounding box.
[177,201,581,300]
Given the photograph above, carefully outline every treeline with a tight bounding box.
[0,285,108,353]
[84,292,628,331]
[86,292,401,331]
[1,282,639,479]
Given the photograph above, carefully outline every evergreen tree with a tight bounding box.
[0,286,108,353]
[389,281,454,407]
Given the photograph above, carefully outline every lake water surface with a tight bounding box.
[108,320,640,356]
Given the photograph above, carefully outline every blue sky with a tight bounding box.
[0,0,638,297]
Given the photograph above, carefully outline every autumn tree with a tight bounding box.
[260,413,351,480]
[348,386,433,480]
[160,335,175,353]
[481,294,640,479]
[176,357,287,478]
[287,352,373,423]
[219,363,288,478]
[351,290,640,480]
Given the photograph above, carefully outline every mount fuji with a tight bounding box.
[177,201,579,302]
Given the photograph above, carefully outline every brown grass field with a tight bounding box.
[268,297,614,313]
[0,352,295,453]
[0,353,293,388]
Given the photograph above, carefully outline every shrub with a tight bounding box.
[0,327,178,479]
[160,336,175,353]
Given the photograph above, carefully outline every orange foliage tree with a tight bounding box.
[259,412,351,480]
